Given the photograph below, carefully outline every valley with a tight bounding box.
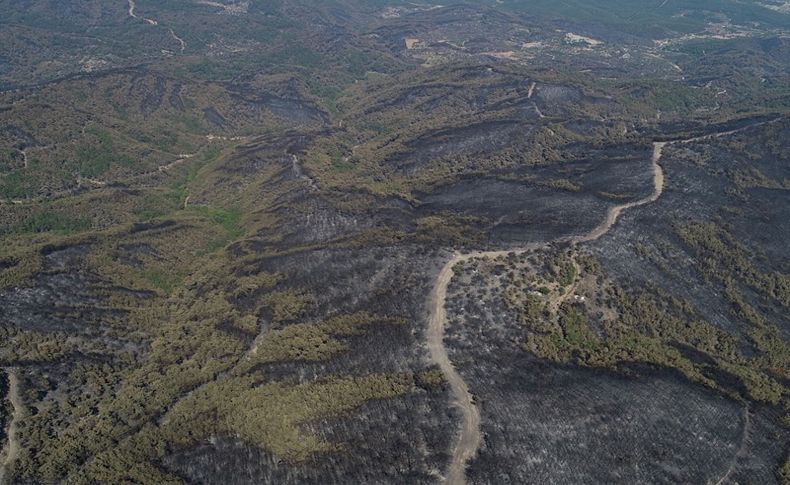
[0,1,788,484]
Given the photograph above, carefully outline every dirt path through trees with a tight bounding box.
[425,117,784,483]
[127,0,187,50]
[714,405,751,485]
[127,0,158,25]
[0,369,23,484]
[427,118,780,484]
[427,140,666,483]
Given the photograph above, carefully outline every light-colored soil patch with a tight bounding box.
[760,1,790,13]
[481,51,517,60]
[565,33,603,46]
[196,1,250,15]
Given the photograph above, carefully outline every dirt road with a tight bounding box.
[427,252,478,485]
[169,29,187,51]
[0,369,23,484]
[0,152,197,206]
[127,0,157,25]
[573,141,665,244]
[427,118,780,484]
[715,405,751,485]
[427,140,668,484]
[128,0,188,51]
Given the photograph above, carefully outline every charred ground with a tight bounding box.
[0,1,789,484]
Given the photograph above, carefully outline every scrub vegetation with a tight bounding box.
[0,0,789,483]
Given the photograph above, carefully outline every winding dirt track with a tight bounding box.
[427,118,781,484]
[573,142,665,244]
[715,405,751,485]
[127,0,186,50]
[127,0,157,25]
[0,369,23,484]
[426,141,666,484]
[0,152,197,207]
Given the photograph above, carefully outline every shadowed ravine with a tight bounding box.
[426,120,776,484]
